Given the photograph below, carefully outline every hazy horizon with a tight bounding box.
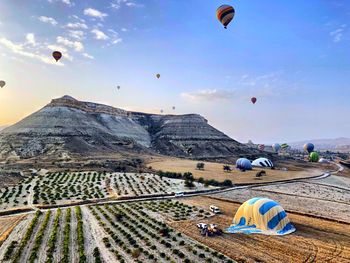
[1,0,350,143]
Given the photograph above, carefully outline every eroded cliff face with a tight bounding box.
[0,96,255,160]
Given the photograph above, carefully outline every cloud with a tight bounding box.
[65,22,88,29]
[112,38,122,44]
[0,37,63,65]
[181,89,235,102]
[26,33,36,46]
[82,53,94,59]
[56,36,84,51]
[330,28,343,42]
[91,29,109,40]
[84,8,108,20]
[68,30,84,40]
[48,0,74,6]
[121,27,128,32]
[38,16,58,26]
[110,0,143,9]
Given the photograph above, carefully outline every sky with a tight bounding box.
[0,0,350,144]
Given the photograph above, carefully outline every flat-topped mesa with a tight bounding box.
[49,95,129,117]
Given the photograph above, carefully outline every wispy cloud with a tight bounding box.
[82,53,94,59]
[25,33,36,46]
[48,0,74,6]
[0,37,63,66]
[330,28,344,42]
[38,16,58,26]
[84,8,108,20]
[110,0,143,9]
[68,30,84,40]
[56,36,84,51]
[181,89,235,102]
[65,22,88,29]
[91,29,109,40]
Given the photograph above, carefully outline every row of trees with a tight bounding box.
[157,171,233,187]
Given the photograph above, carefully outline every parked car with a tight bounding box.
[174,192,184,197]
[210,205,221,214]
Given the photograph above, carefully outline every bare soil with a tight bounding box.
[148,158,328,184]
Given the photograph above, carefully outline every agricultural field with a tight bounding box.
[148,158,330,184]
[0,172,213,211]
[0,215,27,246]
[212,175,350,223]
[175,196,350,262]
[0,200,234,263]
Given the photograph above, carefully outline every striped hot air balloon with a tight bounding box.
[216,5,235,29]
[281,143,289,150]
[226,197,295,235]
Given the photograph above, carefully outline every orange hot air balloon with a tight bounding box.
[52,51,62,62]
[251,97,257,104]
[156,74,160,79]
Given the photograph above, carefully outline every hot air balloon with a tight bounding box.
[156,74,160,79]
[160,109,163,113]
[216,5,235,29]
[303,143,314,153]
[117,86,121,90]
[172,106,175,110]
[251,97,257,104]
[281,143,289,150]
[309,152,319,162]
[272,143,281,153]
[52,51,62,62]
[0,80,5,88]
[258,144,265,151]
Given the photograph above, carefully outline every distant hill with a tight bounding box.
[0,95,260,160]
[0,126,8,131]
[289,138,350,152]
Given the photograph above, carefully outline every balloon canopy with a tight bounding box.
[156,74,160,79]
[226,197,296,235]
[272,143,281,152]
[236,158,252,170]
[258,144,265,151]
[303,143,314,153]
[252,158,274,168]
[309,152,319,162]
[216,5,235,29]
[0,80,5,88]
[52,51,62,62]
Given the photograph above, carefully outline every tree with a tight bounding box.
[196,162,205,170]
[223,165,231,172]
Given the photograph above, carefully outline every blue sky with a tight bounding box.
[0,0,349,143]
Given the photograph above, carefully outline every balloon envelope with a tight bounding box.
[309,152,319,162]
[272,143,281,152]
[251,97,257,104]
[52,51,62,62]
[156,74,160,79]
[236,158,252,170]
[303,143,314,153]
[216,5,235,29]
[117,86,120,90]
[258,144,265,151]
[0,80,5,88]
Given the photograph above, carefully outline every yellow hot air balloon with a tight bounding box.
[216,5,235,29]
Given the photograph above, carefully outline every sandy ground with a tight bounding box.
[212,175,350,223]
[148,158,328,184]
[175,196,350,263]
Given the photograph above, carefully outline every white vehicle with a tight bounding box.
[210,205,221,214]
[174,192,184,197]
[196,223,208,229]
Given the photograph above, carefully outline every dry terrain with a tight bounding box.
[0,215,26,246]
[148,158,330,184]
[175,196,350,263]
